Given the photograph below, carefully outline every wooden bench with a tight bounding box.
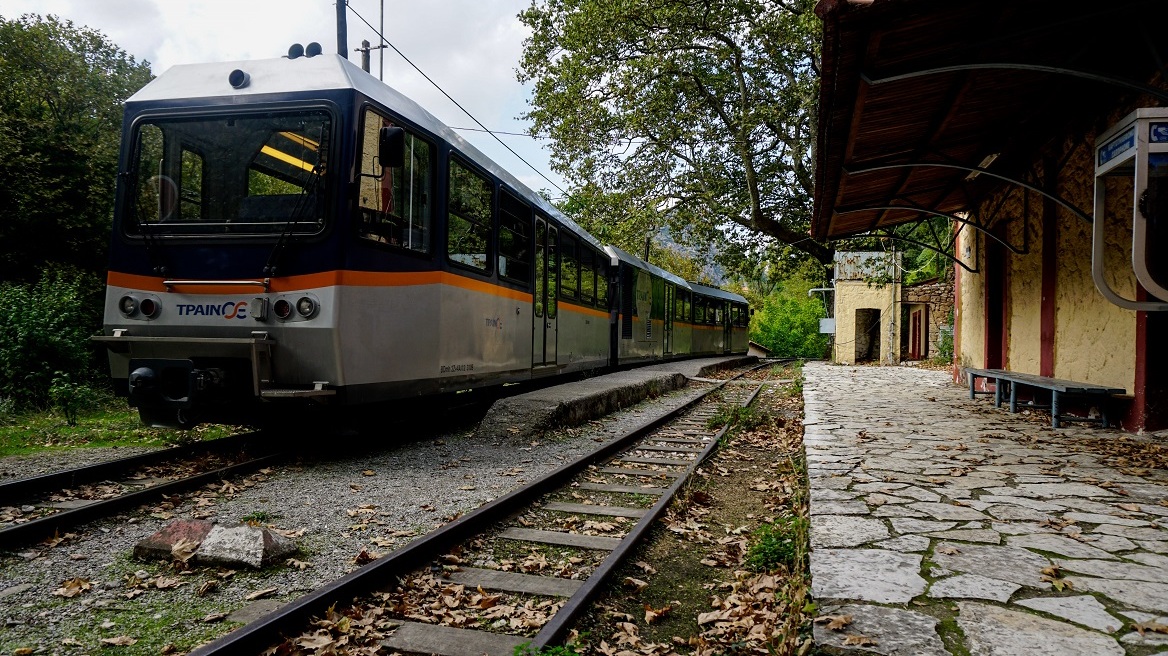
[965,368,1124,429]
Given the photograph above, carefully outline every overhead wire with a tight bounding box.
[345,2,568,196]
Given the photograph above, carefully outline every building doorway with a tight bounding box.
[855,308,881,362]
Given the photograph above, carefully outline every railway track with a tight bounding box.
[0,432,279,550]
[190,363,769,656]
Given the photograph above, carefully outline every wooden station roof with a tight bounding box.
[812,0,1168,240]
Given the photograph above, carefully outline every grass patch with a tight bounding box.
[746,516,808,573]
[705,404,768,431]
[240,510,275,525]
[0,405,240,458]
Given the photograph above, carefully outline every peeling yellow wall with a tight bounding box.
[956,136,1137,394]
[1003,188,1044,374]
[1052,141,1136,393]
[833,280,900,365]
[956,227,985,370]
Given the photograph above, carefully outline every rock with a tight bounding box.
[1015,595,1123,633]
[890,518,957,534]
[133,519,215,561]
[1120,631,1168,648]
[1061,512,1151,527]
[1005,533,1116,560]
[874,535,930,552]
[1094,524,1168,541]
[226,598,283,623]
[956,601,1124,655]
[927,574,1019,602]
[982,483,1116,498]
[814,603,947,655]
[196,525,297,568]
[1067,576,1168,614]
[930,542,1051,588]
[1053,558,1168,583]
[810,500,871,516]
[811,515,890,548]
[810,549,926,604]
[924,529,1001,544]
[0,583,33,599]
[908,502,988,521]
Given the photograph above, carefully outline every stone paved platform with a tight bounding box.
[803,363,1168,655]
[476,355,754,441]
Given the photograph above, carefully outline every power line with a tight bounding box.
[451,126,549,138]
[345,3,567,196]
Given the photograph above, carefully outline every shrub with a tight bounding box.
[746,516,808,572]
[48,372,107,426]
[749,281,830,359]
[0,267,105,409]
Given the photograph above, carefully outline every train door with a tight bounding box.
[663,284,674,355]
[532,219,558,367]
[722,301,732,354]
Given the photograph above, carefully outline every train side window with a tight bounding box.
[179,147,205,220]
[580,248,595,303]
[597,262,608,308]
[695,299,705,324]
[357,108,432,252]
[730,305,739,326]
[560,236,578,299]
[547,226,558,319]
[684,293,691,322]
[447,157,493,272]
[498,191,531,285]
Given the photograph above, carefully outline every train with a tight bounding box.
[94,47,749,428]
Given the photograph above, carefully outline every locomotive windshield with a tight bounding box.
[124,109,332,236]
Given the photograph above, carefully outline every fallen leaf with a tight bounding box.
[644,603,672,624]
[99,636,138,646]
[197,580,218,597]
[622,577,649,592]
[361,469,376,476]
[52,577,91,598]
[202,612,228,623]
[936,546,960,555]
[286,558,313,570]
[843,634,878,646]
[634,561,657,575]
[814,614,853,631]
[246,587,278,601]
[171,537,199,563]
[1134,621,1168,636]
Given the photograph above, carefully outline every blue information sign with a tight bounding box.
[1151,123,1168,144]
[1099,127,1136,167]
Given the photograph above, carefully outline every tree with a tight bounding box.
[518,0,830,270]
[0,14,153,281]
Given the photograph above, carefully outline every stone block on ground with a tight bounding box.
[133,519,215,561]
[956,601,1124,656]
[815,603,947,655]
[134,520,297,568]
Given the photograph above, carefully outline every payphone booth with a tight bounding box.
[1093,108,1168,311]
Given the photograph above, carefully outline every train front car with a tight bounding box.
[96,55,359,427]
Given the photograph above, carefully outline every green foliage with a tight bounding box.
[519,0,832,267]
[241,510,275,525]
[746,516,807,573]
[48,372,105,426]
[0,14,153,281]
[706,405,767,431]
[0,267,105,409]
[749,279,830,359]
[514,643,579,656]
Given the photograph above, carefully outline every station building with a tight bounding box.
[812,0,1168,431]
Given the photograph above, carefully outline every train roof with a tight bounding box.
[604,246,689,288]
[688,281,748,304]
[126,53,602,250]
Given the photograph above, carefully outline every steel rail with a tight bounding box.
[0,453,283,550]
[190,362,767,656]
[0,431,269,502]
[531,377,767,647]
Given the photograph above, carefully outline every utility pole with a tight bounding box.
[336,0,348,58]
[358,39,371,72]
[379,0,385,80]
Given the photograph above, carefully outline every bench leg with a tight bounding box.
[1051,391,1061,429]
[1009,382,1017,413]
[1102,405,1110,429]
[994,379,1003,408]
[969,374,976,399]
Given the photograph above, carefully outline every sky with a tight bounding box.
[0,0,568,197]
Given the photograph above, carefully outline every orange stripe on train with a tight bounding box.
[106,270,534,303]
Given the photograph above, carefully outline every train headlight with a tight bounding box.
[119,295,139,317]
[295,296,318,318]
[139,298,159,318]
[273,299,293,320]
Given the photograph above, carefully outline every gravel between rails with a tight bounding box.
[0,381,714,654]
[0,447,165,481]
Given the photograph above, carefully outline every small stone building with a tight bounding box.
[901,268,955,362]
